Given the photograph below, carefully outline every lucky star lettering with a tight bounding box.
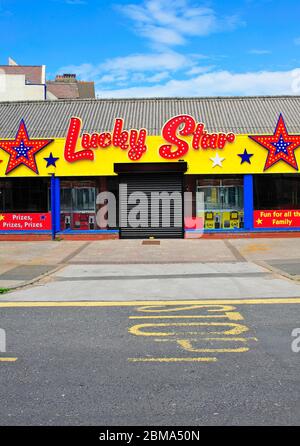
[64,115,236,162]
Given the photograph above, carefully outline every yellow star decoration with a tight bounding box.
[0,215,5,221]
[256,218,263,225]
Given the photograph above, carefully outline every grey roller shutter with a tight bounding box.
[119,173,184,239]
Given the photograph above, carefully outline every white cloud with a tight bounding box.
[101,52,192,73]
[249,49,271,55]
[186,65,214,75]
[131,71,170,83]
[58,51,200,86]
[117,0,243,48]
[59,56,300,99]
[95,68,300,98]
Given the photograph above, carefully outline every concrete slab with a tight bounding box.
[4,273,300,301]
[54,262,268,278]
[267,261,300,276]
[69,239,237,264]
[231,238,300,261]
[0,280,25,289]
[0,263,18,275]
[0,265,56,281]
[0,241,88,265]
[1,238,300,268]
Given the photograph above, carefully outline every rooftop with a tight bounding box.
[0,65,44,85]
[0,95,299,137]
[46,73,95,100]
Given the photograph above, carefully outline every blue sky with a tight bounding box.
[1,0,300,97]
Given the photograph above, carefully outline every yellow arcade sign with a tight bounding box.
[0,114,299,177]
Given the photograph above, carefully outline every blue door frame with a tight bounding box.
[50,175,61,239]
[244,174,254,231]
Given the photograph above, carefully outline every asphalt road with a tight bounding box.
[0,300,299,426]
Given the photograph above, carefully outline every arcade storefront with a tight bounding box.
[0,99,300,238]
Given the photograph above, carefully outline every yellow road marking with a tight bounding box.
[128,357,217,363]
[0,358,17,362]
[136,305,237,312]
[1,298,300,307]
[128,304,257,363]
[155,337,258,342]
[129,322,249,337]
[176,340,249,353]
[129,312,243,320]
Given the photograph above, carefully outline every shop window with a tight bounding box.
[73,188,96,212]
[60,187,96,212]
[254,175,300,210]
[198,183,243,211]
[185,175,244,230]
[61,188,72,212]
[0,179,50,212]
[59,177,119,231]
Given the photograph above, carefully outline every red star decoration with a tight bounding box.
[0,119,53,175]
[249,114,300,171]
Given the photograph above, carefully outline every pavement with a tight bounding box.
[1,238,300,301]
[0,240,89,289]
[0,300,299,425]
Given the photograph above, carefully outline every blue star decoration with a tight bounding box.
[238,149,253,164]
[16,140,33,160]
[272,135,291,155]
[44,152,59,168]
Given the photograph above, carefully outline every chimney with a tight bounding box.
[41,65,46,84]
[8,57,18,66]
[55,74,77,82]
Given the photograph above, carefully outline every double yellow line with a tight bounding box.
[0,298,300,307]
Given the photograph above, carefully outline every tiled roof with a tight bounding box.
[46,82,80,99]
[77,82,95,99]
[46,81,95,100]
[0,66,43,84]
[0,96,299,138]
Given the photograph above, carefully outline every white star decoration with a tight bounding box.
[210,153,225,167]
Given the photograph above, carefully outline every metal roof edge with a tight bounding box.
[0,94,299,107]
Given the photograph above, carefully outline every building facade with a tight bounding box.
[0,60,47,102]
[0,59,95,102]
[0,96,299,238]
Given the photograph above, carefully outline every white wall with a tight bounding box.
[0,73,46,101]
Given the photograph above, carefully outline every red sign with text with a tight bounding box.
[254,210,300,228]
[0,213,52,231]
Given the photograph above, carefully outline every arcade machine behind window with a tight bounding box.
[60,180,97,231]
[196,177,244,230]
